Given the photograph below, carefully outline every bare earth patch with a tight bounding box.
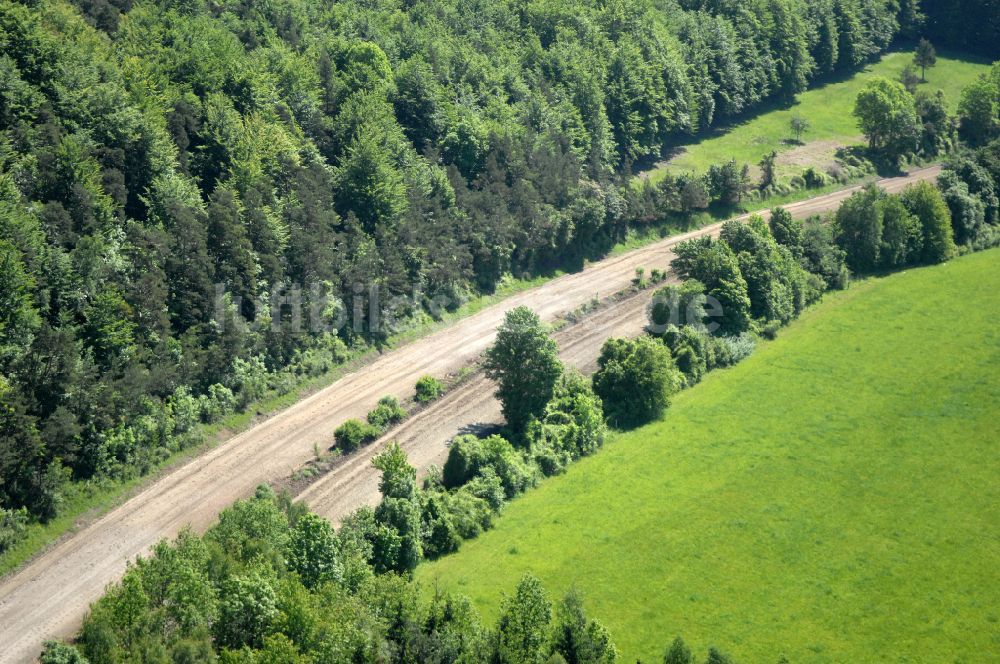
[776,137,859,176]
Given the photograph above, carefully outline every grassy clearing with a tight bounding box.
[417,248,1000,663]
[642,50,991,184]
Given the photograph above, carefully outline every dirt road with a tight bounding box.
[0,166,939,663]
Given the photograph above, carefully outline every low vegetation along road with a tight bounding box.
[0,166,939,664]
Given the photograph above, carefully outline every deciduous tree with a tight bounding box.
[484,307,562,440]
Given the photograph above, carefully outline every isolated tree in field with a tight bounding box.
[790,115,810,143]
[484,306,562,440]
[913,38,936,82]
[704,648,737,664]
[853,78,919,159]
[592,336,681,428]
[758,151,777,190]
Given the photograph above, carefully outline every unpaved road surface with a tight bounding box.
[0,166,939,663]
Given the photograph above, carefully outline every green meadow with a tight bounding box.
[417,248,1000,663]
[643,50,992,184]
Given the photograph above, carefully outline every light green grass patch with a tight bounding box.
[417,248,1000,663]
[642,50,992,184]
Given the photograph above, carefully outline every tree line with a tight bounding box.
[43,483,624,663]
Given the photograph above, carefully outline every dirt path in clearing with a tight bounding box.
[0,166,939,664]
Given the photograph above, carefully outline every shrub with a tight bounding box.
[414,375,444,403]
[0,507,28,554]
[367,396,405,431]
[662,325,709,385]
[592,336,682,428]
[444,488,495,539]
[228,355,269,410]
[442,434,534,498]
[442,434,482,488]
[761,320,781,340]
[526,371,607,464]
[648,281,707,333]
[419,493,461,559]
[199,384,236,423]
[334,419,379,453]
[802,167,829,188]
[714,333,756,366]
[40,641,88,664]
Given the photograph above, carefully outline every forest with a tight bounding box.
[1,0,998,558]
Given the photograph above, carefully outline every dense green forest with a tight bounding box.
[0,0,924,528]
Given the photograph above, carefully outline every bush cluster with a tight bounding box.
[333,419,379,453]
[414,376,444,403]
[366,395,406,431]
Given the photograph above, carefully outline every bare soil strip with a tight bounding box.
[0,166,938,664]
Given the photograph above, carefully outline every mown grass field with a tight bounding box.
[417,248,1000,663]
[643,50,992,184]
